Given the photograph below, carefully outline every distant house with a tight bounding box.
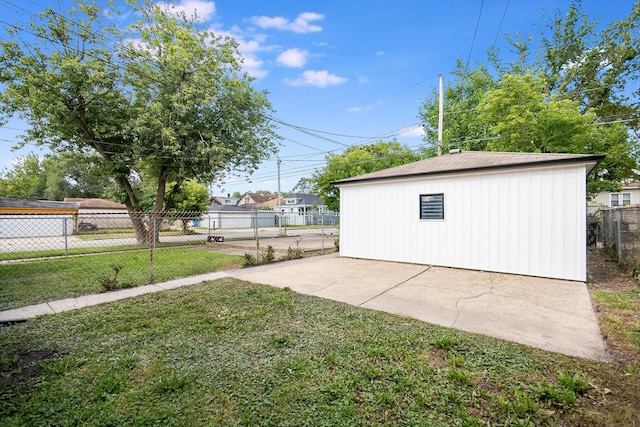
[280,193,325,214]
[588,182,640,214]
[258,193,329,226]
[209,194,239,209]
[333,150,604,282]
[237,192,278,209]
[0,198,79,238]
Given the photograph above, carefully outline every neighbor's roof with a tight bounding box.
[242,192,278,204]
[285,193,325,206]
[332,151,605,185]
[209,204,252,212]
[0,198,79,214]
[63,198,126,210]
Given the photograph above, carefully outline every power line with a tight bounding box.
[491,0,509,48]
[465,0,485,72]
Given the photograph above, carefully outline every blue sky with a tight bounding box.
[0,0,635,197]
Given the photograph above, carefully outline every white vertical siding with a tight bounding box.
[339,164,588,281]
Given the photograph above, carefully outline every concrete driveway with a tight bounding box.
[230,253,608,361]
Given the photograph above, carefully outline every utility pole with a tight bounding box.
[438,75,443,156]
[277,157,282,236]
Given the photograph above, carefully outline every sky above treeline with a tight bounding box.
[0,0,635,196]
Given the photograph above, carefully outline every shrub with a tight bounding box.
[242,253,257,267]
[286,246,304,260]
[260,245,276,264]
[100,265,123,292]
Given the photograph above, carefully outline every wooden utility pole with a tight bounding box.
[438,75,443,156]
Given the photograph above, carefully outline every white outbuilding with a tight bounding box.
[333,150,604,282]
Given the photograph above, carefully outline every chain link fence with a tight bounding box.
[597,206,640,269]
[1,211,339,308]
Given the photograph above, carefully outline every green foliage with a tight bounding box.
[242,246,278,267]
[0,154,46,199]
[311,141,422,211]
[0,1,278,214]
[0,152,116,200]
[260,245,276,264]
[420,1,640,194]
[0,249,243,309]
[419,63,496,154]
[285,246,304,260]
[241,252,257,267]
[173,179,209,212]
[99,264,123,292]
[3,279,635,425]
[535,372,590,408]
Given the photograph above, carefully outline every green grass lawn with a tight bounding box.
[0,249,242,310]
[1,279,638,425]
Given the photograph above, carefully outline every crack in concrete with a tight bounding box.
[46,301,56,314]
[311,279,338,294]
[358,266,432,307]
[451,273,495,327]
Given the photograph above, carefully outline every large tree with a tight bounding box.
[0,1,278,242]
[310,141,422,211]
[419,0,639,196]
[0,154,46,199]
[419,63,496,155]
[477,73,635,194]
[0,152,114,200]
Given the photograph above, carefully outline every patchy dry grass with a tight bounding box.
[1,273,639,425]
[588,249,640,368]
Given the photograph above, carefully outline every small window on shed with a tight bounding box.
[420,194,444,220]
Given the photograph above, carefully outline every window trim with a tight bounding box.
[419,193,444,220]
[610,192,632,207]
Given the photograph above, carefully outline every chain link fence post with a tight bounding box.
[63,217,69,256]
[254,210,259,260]
[321,211,325,254]
[149,214,155,284]
[616,209,623,262]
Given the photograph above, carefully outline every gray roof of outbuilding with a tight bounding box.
[286,193,324,206]
[209,204,252,212]
[0,198,80,209]
[332,151,605,185]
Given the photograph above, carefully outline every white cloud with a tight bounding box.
[157,0,216,21]
[251,12,324,33]
[347,100,384,113]
[285,70,347,87]
[212,28,270,79]
[277,48,309,68]
[375,50,386,56]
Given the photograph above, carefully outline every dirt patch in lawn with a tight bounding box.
[587,248,640,367]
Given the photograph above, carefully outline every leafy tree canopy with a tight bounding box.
[0,152,115,200]
[310,141,422,211]
[0,0,279,242]
[419,0,639,196]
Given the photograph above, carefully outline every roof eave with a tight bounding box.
[332,155,606,186]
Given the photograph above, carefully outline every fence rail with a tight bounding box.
[597,206,640,269]
[0,211,339,309]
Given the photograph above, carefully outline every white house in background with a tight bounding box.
[588,182,640,214]
[209,194,239,208]
[333,150,604,282]
[263,193,326,214]
[259,193,329,226]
